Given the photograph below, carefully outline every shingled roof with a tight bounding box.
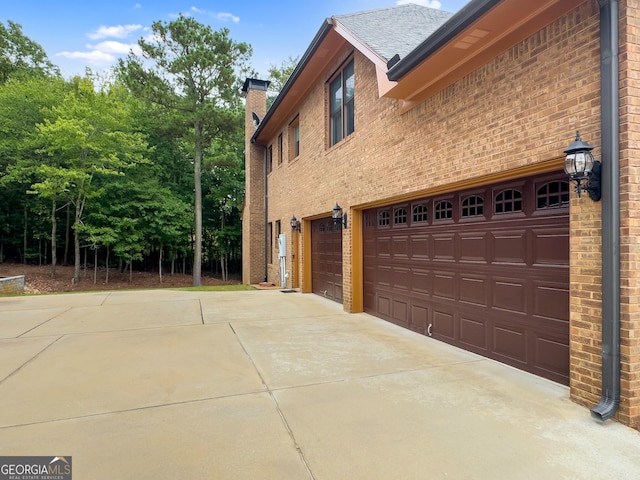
[334,3,454,63]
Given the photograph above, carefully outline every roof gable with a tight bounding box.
[334,4,453,62]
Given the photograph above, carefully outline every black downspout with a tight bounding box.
[591,0,620,422]
[263,146,269,282]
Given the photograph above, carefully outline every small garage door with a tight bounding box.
[363,173,570,384]
[311,217,343,302]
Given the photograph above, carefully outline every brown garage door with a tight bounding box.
[363,173,570,384]
[312,217,343,303]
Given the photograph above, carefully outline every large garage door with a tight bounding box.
[312,217,343,302]
[363,173,570,384]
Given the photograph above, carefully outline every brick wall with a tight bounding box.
[245,2,640,428]
[619,0,640,429]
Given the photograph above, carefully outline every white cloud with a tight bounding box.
[216,12,240,23]
[55,41,141,68]
[397,0,442,8]
[87,41,139,55]
[55,50,116,65]
[190,6,240,23]
[87,24,142,40]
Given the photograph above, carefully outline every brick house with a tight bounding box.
[242,0,639,429]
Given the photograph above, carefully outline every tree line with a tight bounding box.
[0,16,254,286]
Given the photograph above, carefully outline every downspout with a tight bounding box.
[264,146,268,282]
[591,0,620,422]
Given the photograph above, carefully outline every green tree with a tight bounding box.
[0,76,67,266]
[34,76,149,283]
[203,110,244,281]
[266,55,299,109]
[117,14,252,286]
[0,20,59,84]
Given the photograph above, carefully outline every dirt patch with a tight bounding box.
[0,263,239,295]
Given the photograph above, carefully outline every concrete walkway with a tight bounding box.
[0,289,639,479]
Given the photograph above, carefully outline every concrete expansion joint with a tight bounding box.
[0,335,63,387]
[198,299,204,325]
[227,322,316,479]
[0,392,266,431]
[16,308,72,338]
[100,292,112,306]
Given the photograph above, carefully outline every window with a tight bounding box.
[394,208,407,225]
[267,145,273,174]
[330,59,355,146]
[462,195,484,217]
[495,189,523,214]
[412,204,428,223]
[268,222,273,264]
[435,201,453,220]
[289,116,300,159]
[278,133,283,165]
[378,210,390,227]
[537,181,569,209]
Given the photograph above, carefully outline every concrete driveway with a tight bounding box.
[1,289,639,479]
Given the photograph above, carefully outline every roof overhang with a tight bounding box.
[385,0,589,112]
[251,19,349,146]
[252,0,589,144]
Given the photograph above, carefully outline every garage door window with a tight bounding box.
[462,195,484,217]
[379,210,390,227]
[394,208,407,226]
[494,189,522,214]
[412,204,428,223]
[435,200,453,220]
[537,181,569,209]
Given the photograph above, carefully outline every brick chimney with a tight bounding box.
[242,78,270,284]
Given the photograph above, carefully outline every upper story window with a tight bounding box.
[278,133,283,165]
[267,145,273,174]
[289,116,300,159]
[329,59,355,146]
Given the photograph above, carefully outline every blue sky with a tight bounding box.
[1,0,470,79]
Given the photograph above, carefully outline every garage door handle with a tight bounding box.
[427,323,433,337]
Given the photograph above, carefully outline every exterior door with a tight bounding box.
[311,217,343,302]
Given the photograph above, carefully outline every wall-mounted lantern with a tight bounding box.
[332,203,348,229]
[290,215,301,232]
[563,131,602,201]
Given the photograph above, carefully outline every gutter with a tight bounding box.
[387,0,501,81]
[591,0,620,422]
